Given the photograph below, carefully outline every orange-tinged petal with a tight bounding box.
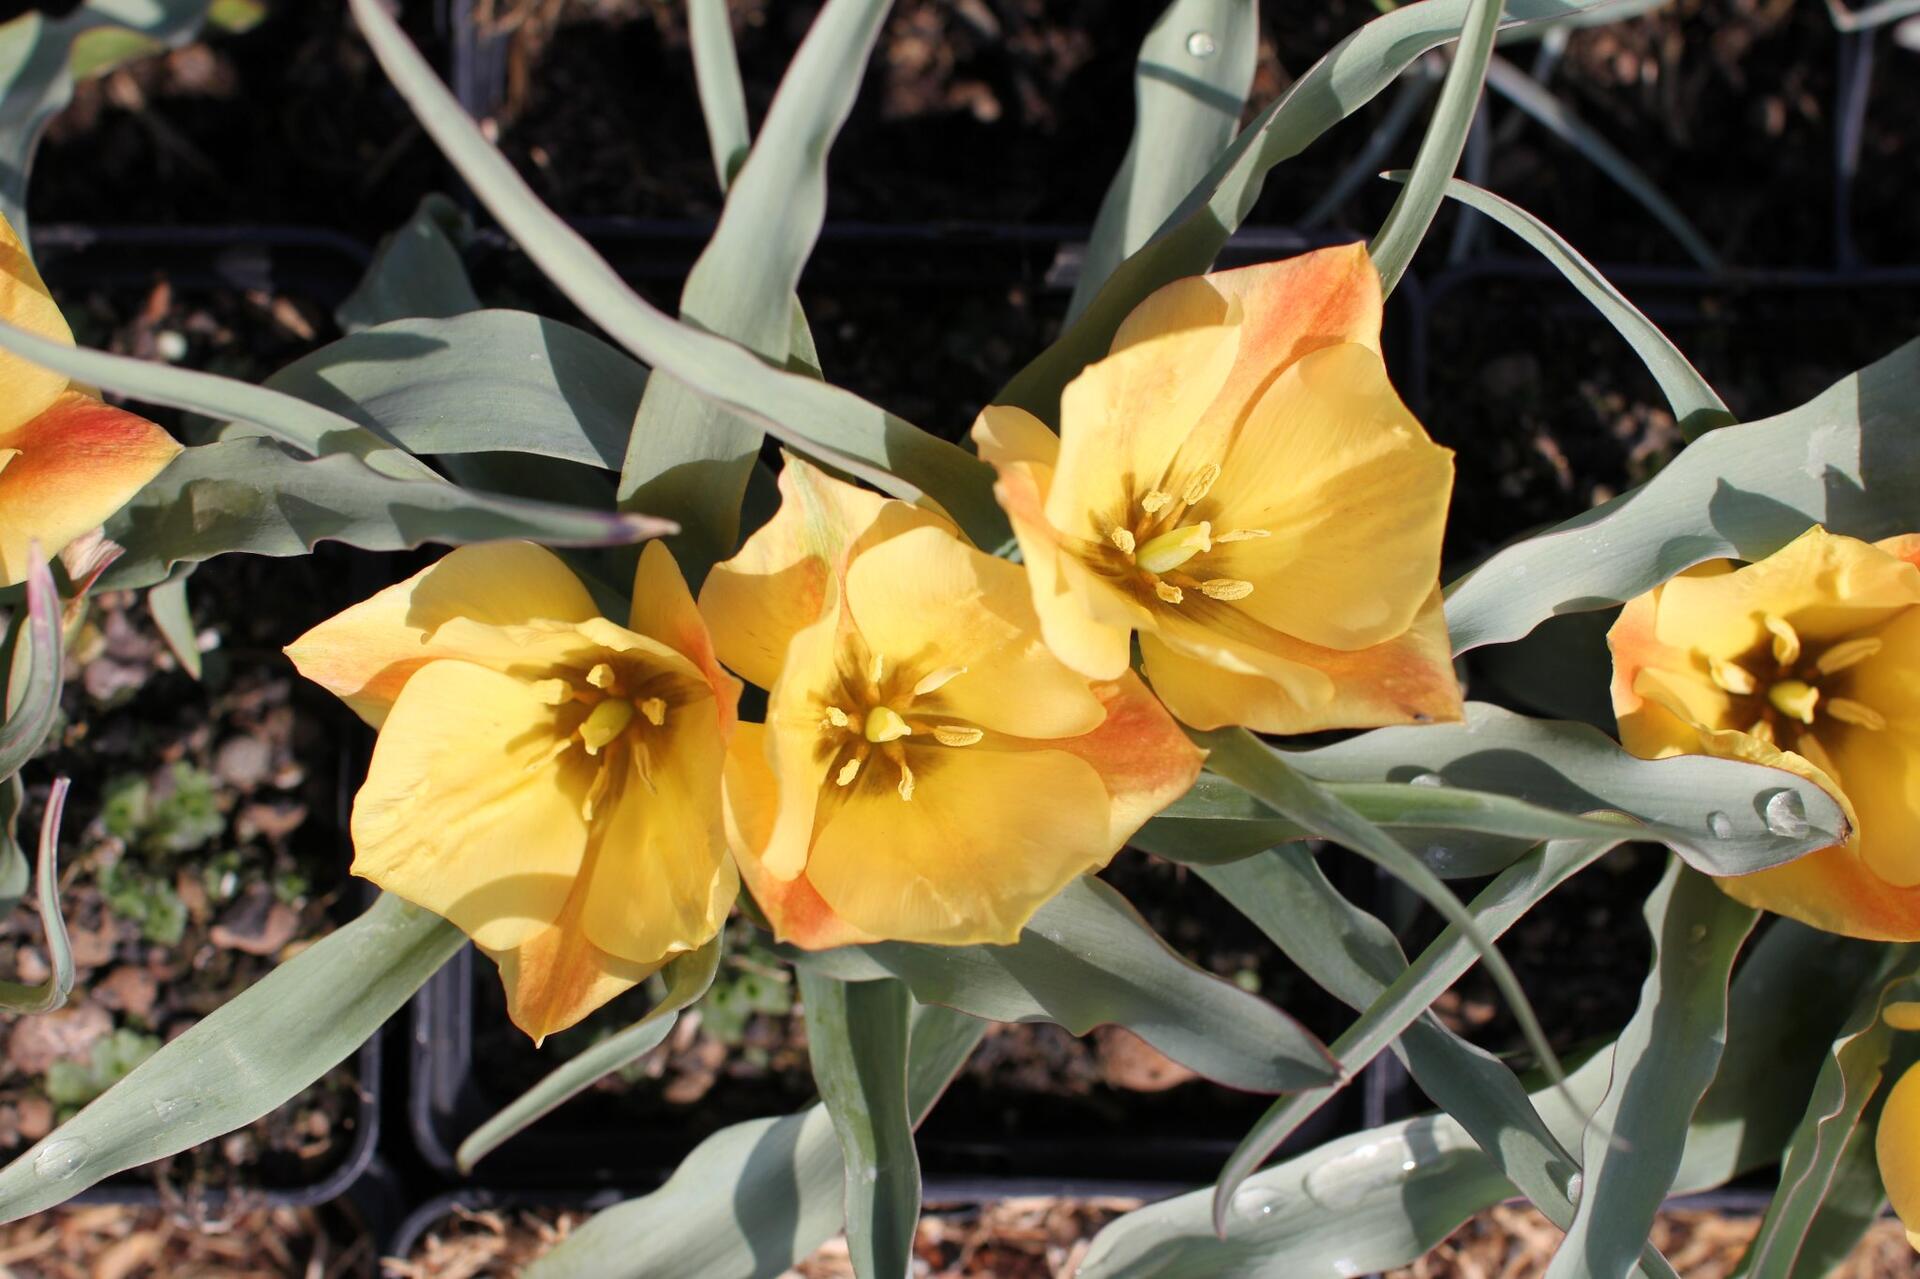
[630,538,741,738]
[843,524,1105,739]
[724,722,877,950]
[484,919,663,1046]
[1142,586,1463,733]
[700,454,952,690]
[805,744,1114,946]
[0,391,180,586]
[1655,526,1920,657]
[284,542,600,726]
[1202,342,1453,651]
[1018,673,1203,840]
[350,660,592,954]
[0,215,74,436]
[756,608,842,882]
[1878,1063,1920,1252]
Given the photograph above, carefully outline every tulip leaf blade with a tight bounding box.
[526,1003,983,1279]
[1411,176,1732,438]
[1545,862,1759,1279]
[346,0,1008,553]
[98,438,667,591]
[337,192,481,332]
[0,892,463,1220]
[1444,335,1920,653]
[1734,952,1920,1279]
[797,971,919,1279]
[0,554,60,782]
[620,0,890,574]
[0,776,72,1015]
[145,566,201,680]
[999,0,1634,423]
[1366,0,1502,296]
[788,875,1336,1094]
[1069,0,1259,322]
[688,0,751,189]
[456,934,726,1175]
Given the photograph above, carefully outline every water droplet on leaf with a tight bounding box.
[32,1138,89,1181]
[1763,789,1810,839]
[1706,811,1734,839]
[1186,29,1217,57]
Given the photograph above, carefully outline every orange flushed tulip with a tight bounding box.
[1878,1002,1920,1251]
[286,541,740,1043]
[973,243,1461,734]
[0,214,179,586]
[1609,525,1920,941]
[700,457,1203,948]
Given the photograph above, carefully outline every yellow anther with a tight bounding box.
[912,665,967,697]
[1182,463,1221,506]
[864,706,912,743]
[1817,637,1884,675]
[1213,527,1271,543]
[897,762,916,802]
[868,654,886,686]
[1154,581,1184,605]
[1110,528,1137,555]
[578,698,635,755]
[1140,490,1173,514]
[586,662,617,690]
[835,757,861,787]
[1199,578,1254,602]
[932,724,984,747]
[1886,1001,1920,1032]
[1136,521,1213,574]
[639,696,667,727]
[823,705,851,729]
[1708,658,1758,696]
[529,678,572,705]
[1828,697,1887,730]
[1765,615,1801,667]
[1769,679,1820,725]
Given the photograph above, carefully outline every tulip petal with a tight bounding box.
[1021,673,1204,840]
[1141,586,1462,733]
[724,722,877,950]
[351,659,592,953]
[1202,342,1454,651]
[285,541,600,726]
[485,921,662,1046]
[1879,1063,1920,1251]
[805,744,1115,945]
[701,454,951,690]
[577,702,737,964]
[0,391,180,587]
[630,538,740,738]
[844,524,1106,739]
[1655,526,1920,657]
[0,217,74,437]
[1821,721,1920,889]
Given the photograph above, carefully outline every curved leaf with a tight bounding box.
[0,775,70,1014]
[688,0,751,188]
[1446,336,1920,652]
[337,193,480,332]
[1367,0,1502,295]
[797,972,918,1279]
[0,892,462,1220]
[790,875,1335,1094]
[456,935,725,1173]
[0,554,59,781]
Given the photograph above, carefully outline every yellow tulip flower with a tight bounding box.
[286,540,740,1042]
[0,214,180,586]
[700,456,1203,948]
[1609,525,1920,940]
[972,243,1462,734]
[1878,1002,1920,1251]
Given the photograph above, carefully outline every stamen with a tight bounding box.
[1827,697,1887,730]
[1182,462,1221,506]
[1140,490,1173,514]
[529,678,573,705]
[1768,679,1820,725]
[913,665,967,696]
[932,724,984,747]
[1109,528,1137,555]
[586,662,617,690]
[1213,527,1270,543]
[897,761,916,801]
[1765,615,1801,667]
[1154,581,1184,605]
[632,740,656,793]
[1199,578,1254,602]
[864,706,913,743]
[823,705,851,729]
[1136,521,1213,574]
[578,698,635,755]
[581,763,615,821]
[1708,658,1758,696]
[836,757,861,787]
[639,696,668,727]
[1817,637,1883,675]
[868,654,886,686]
